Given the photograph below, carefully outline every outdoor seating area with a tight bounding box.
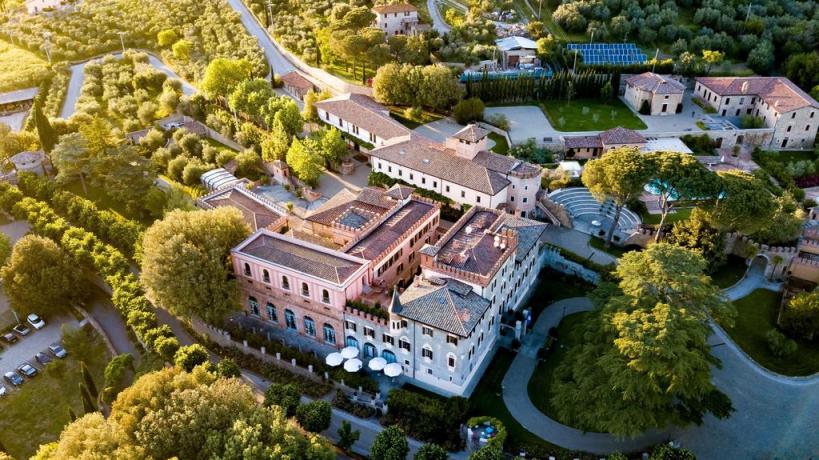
[549,187,641,240]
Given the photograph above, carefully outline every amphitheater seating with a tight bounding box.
[549,187,641,233]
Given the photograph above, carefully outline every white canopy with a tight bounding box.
[325,352,343,367]
[343,358,363,373]
[384,362,402,378]
[368,357,387,371]
[340,346,359,359]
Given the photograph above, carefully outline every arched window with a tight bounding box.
[323,324,336,344]
[382,349,397,364]
[364,342,377,358]
[265,303,277,322]
[346,336,359,349]
[248,296,259,316]
[304,316,316,336]
[243,263,251,276]
[321,289,330,304]
[284,309,296,330]
[301,282,310,297]
[262,269,270,283]
[422,345,433,360]
[281,276,290,290]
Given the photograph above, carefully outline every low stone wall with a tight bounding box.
[541,247,600,285]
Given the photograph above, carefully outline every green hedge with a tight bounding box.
[383,388,469,451]
[368,172,465,221]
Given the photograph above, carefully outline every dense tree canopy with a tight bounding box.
[140,208,250,322]
[0,235,88,316]
[33,367,334,459]
[371,425,410,460]
[780,291,819,340]
[551,244,735,436]
[706,170,776,235]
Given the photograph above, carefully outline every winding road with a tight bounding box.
[427,0,452,34]
[507,262,819,458]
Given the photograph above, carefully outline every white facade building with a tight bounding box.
[372,3,420,36]
[315,93,410,148]
[695,77,819,149]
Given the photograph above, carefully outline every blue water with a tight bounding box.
[644,179,724,200]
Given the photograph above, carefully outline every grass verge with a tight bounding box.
[587,237,637,258]
[488,132,509,154]
[523,268,595,322]
[723,289,819,376]
[710,255,747,289]
[540,98,647,132]
[0,325,109,458]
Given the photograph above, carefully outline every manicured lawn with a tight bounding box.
[0,40,50,92]
[0,325,110,459]
[523,268,595,322]
[710,255,748,289]
[322,61,375,86]
[388,106,444,129]
[762,150,817,164]
[640,207,693,226]
[723,289,819,376]
[488,132,509,154]
[540,99,647,132]
[468,349,578,458]
[527,312,593,432]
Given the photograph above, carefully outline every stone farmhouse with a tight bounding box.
[370,124,542,217]
[623,72,685,116]
[315,93,410,148]
[563,127,647,159]
[695,76,819,149]
[372,3,420,36]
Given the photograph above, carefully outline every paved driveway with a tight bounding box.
[427,0,451,34]
[0,111,27,132]
[484,106,556,144]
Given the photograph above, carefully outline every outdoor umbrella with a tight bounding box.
[325,352,343,367]
[383,362,402,378]
[368,357,387,371]
[344,358,363,372]
[340,346,359,359]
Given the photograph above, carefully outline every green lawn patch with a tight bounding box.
[763,150,818,164]
[710,255,747,289]
[322,61,375,86]
[540,99,647,132]
[468,349,577,458]
[588,237,638,258]
[0,325,110,459]
[488,132,509,154]
[723,289,819,376]
[388,106,444,129]
[524,268,595,322]
[640,207,693,226]
[527,312,594,432]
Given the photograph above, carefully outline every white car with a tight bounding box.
[27,313,45,330]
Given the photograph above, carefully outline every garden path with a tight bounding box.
[427,0,452,34]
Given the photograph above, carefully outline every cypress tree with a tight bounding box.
[34,102,57,154]
[80,382,97,414]
[80,361,98,399]
[68,406,77,422]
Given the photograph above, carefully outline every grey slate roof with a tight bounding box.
[369,134,510,195]
[240,233,365,284]
[398,278,491,337]
[472,150,519,174]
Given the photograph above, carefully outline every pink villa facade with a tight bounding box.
[232,231,370,349]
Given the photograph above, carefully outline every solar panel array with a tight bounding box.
[567,43,647,65]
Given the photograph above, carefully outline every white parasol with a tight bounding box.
[343,358,363,372]
[325,352,343,367]
[368,357,387,371]
[340,346,359,359]
[383,362,402,378]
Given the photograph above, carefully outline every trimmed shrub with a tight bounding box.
[296,400,332,432]
[452,97,485,125]
[264,382,302,417]
[383,389,468,451]
[174,344,210,371]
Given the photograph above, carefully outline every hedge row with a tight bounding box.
[383,388,469,451]
[368,171,466,222]
[0,183,177,359]
[17,173,144,258]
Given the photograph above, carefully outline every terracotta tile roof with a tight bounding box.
[315,93,410,141]
[625,72,685,94]
[563,135,602,149]
[599,127,646,145]
[472,150,518,174]
[696,76,819,113]
[306,187,395,229]
[452,124,489,143]
[398,277,490,337]
[372,3,417,14]
[346,199,435,260]
[386,184,414,200]
[369,134,510,195]
[198,184,286,232]
[239,232,365,284]
[434,209,512,277]
[280,71,314,90]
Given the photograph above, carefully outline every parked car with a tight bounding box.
[1,332,17,344]
[12,323,31,336]
[27,313,45,330]
[4,371,23,386]
[35,352,52,365]
[48,342,67,358]
[0,384,6,396]
[17,362,37,378]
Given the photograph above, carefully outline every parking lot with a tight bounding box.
[0,315,77,391]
